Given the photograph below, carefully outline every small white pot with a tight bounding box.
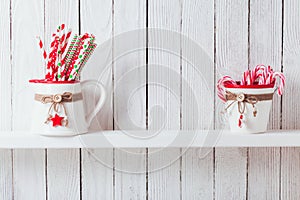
[29,79,106,136]
[225,85,275,134]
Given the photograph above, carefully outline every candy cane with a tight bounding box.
[272,72,285,95]
[217,76,235,102]
[241,70,249,85]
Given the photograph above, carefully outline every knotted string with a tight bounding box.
[35,92,83,126]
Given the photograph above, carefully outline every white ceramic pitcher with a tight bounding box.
[29,79,106,136]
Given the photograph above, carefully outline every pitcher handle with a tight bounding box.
[81,80,106,127]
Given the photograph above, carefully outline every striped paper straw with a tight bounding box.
[61,29,72,55]
[63,35,81,69]
[36,36,48,72]
[75,43,97,80]
[68,42,95,80]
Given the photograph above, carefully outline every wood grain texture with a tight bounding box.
[281,147,300,199]
[0,150,12,200]
[0,1,13,199]
[0,0,11,131]
[248,148,280,200]
[80,0,114,199]
[114,0,147,199]
[80,0,113,131]
[181,0,214,199]
[148,0,181,199]
[47,149,80,200]
[44,1,80,199]
[248,1,282,199]
[115,149,146,200]
[282,0,300,199]
[13,150,46,200]
[282,0,300,129]
[82,149,113,200]
[215,148,247,200]
[249,0,282,130]
[11,0,46,199]
[215,0,248,199]
[182,148,213,199]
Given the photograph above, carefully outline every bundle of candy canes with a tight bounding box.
[217,65,285,102]
[37,24,97,81]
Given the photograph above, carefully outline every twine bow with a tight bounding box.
[225,92,258,116]
[35,92,83,126]
[225,91,273,116]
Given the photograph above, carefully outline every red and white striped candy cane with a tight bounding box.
[255,65,267,84]
[272,72,285,95]
[241,70,250,85]
[217,76,235,102]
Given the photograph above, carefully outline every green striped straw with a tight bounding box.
[75,43,97,80]
[63,35,80,72]
[68,39,92,80]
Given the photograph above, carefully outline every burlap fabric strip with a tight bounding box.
[35,92,83,126]
[225,91,274,117]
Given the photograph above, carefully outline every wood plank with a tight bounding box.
[80,0,114,199]
[248,1,282,199]
[115,149,146,199]
[47,149,80,199]
[148,0,181,199]
[44,0,80,199]
[113,0,147,198]
[281,147,300,199]
[80,0,113,131]
[215,0,248,199]
[13,150,46,200]
[0,0,11,131]
[181,0,214,199]
[215,148,247,199]
[82,149,113,200]
[282,0,300,199]
[249,0,282,130]
[182,148,213,199]
[0,0,13,199]
[11,0,46,199]
[0,150,12,200]
[248,147,280,200]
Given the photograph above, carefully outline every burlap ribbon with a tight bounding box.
[225,91,274,117]
[35,92,83,126]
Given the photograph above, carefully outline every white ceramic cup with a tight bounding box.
[225,86,275,134]
[29,79,106,136]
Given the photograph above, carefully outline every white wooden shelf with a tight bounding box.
[0,130,299,148]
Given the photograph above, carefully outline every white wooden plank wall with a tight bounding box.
[282,0,300,199]
[114,0,146,199]
[181,0,214,199]
[11,0,46,199]
[0,0,12,199]
[80,0,114,199]
[44,1,80,199]
[215,1,248,199]
[0,0,299,199]
[248,0,282,199]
